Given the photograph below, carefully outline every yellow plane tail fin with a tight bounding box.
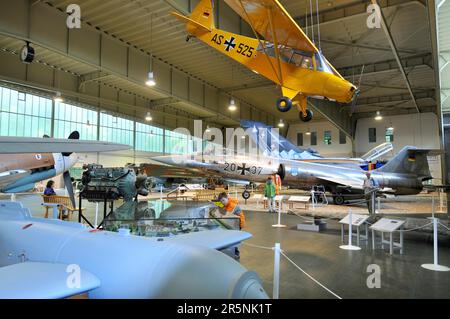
[171,0,215,35]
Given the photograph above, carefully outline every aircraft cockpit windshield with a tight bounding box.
[315,52,334,75]
[257,43,314,70]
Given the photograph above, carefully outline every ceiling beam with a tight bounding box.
[294,0,426,28]
[349,90,435,108]
[339,53,433,78]
[372,0,421,113]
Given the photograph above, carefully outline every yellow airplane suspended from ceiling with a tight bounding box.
[171,0,359,122]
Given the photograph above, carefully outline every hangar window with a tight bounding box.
[310,132,317,146]
[369,128,377,143]
[136,122,164,153]
[385,128,394,142]
[297,132,303,146]
[165,130,189,154]
[324,131,332,145]
[339,131,346,145]
[0,86,52,138]
[54,102,98,141]
[100,113,134,146]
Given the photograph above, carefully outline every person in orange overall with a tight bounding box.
[218,192,246,230]
[271,174,282,195]
[218,192,245,260]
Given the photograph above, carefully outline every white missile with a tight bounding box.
[0,201,268,299]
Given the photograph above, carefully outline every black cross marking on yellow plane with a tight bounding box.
[224,37,236,52]
[238,163,250,175]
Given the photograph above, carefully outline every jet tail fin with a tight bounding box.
[171,0,214,35]
[377,147,441,181]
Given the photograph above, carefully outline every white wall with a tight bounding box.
[287,112,442,182]
[287,121,353,157]
[355,112,442,182]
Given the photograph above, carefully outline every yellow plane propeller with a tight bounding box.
[172,0,359,122]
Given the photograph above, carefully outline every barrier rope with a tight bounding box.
[394,222,433,233]
[243,242,274,251]
[438,222,450,231]
[243,241,343,299]
[280,251,343,300]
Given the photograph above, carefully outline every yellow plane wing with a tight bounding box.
[224,0,319,53]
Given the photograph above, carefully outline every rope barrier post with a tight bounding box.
[340,209,361,251]
[10,193,16,202]
[94,202,99,229]
[421,217,450,272]
[272,198,286,228]
[273,243,281,299]
[160,185,163,201]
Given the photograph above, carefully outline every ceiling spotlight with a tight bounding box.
[241,135,246,139]
[145,72,156,87]
[387,125,394,131]
[306,131,311,136]
[54,91,63,103]
[145,112,153,122]
[278,119,285,128]
[375,111,383,121]
[228,98,237,112]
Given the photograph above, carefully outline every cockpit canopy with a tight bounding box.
[257,42,336,75]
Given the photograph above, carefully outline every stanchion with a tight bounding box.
[10,193,16,202]
[94,202,99,228]
[272,199,286,228]
[421,217,450,272]
[340,209,361,251]
[273,243,281,299]
[160,185,163,201]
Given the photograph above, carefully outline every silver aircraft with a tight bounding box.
[153,132,437,205]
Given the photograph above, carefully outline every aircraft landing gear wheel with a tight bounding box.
[276,97,293,113]
[333,195,345,205]
[299,109,313,122]
[242,190,251,200]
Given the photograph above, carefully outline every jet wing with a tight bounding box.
[166,230,252,250]
[224,0,319,53]
[0,136,130,154]
[0,262,100,299]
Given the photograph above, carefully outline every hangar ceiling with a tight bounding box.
[0,0,440,133]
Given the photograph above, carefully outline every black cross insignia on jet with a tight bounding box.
[224,37,236,52]
[238,163,250,175]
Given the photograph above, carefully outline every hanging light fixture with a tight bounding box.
[145,14,156,87]
[145,72,156,87]
[278,119,285,128]
[375,111,383,121]
[205,126,211,133]
[54,91,63,103]
[145,112,153,122]
[228,98,237,112]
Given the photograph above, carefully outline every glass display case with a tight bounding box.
[103,200,240,238]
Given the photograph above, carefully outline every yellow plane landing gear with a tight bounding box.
[276,97,292,112]
[296,96,313,122]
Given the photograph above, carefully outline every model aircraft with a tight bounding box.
[0,138,268,299]
[172,0,359,122]
[0,132,129,208]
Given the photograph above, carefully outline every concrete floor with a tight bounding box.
[2,192,450,299]
[240,211,450,299]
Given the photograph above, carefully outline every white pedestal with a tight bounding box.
[421,264,450,272]
[339,244,361,251]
